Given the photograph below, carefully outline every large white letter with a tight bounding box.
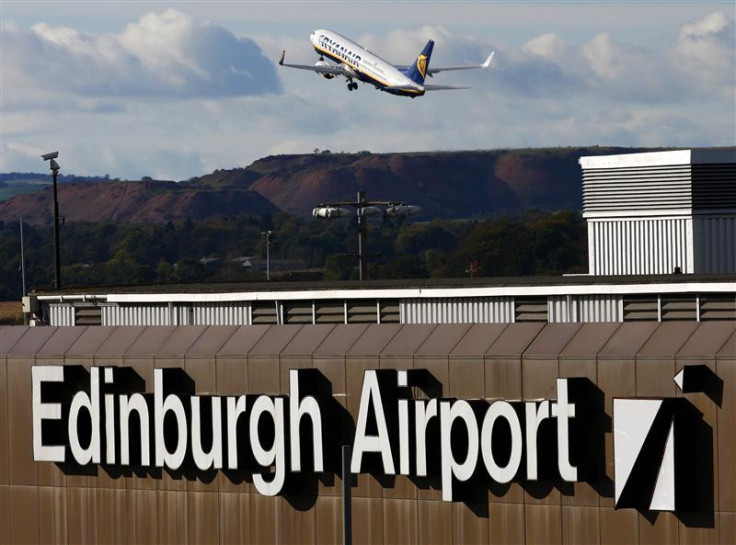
[525,400,550,480]
[289,370,324,472]
[119,393,151,466]
[226,396,247,470]
[154,369,188,470]
[191,396,223,471]
[250,396,286,496]
[481,401,522,484]
[440,400,479,502]
[68,367,101,465]
[32,366,65,462]
[351,370,395,474]
[414,399,438,477]
[552,379,578,481]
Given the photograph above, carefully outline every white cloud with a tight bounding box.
[1,7,733,181]
[3,9,280,106]
[674,11,735,99]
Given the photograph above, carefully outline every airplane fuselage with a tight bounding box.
[310,29,425,96]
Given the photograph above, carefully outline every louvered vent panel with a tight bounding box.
[514,297,548,322]
[347,300,378,323]
[379,300,400,324]
[582,165,692,213]
[252,302,278,324]
[661,295,696,321]
[315,300,345,323]
[74,306,102,326]
[623,296,659,321]
[692,164,736,209]
[700,294,736,321]
[284,302,313,324]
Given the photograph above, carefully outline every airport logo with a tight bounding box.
[613,366,719,512]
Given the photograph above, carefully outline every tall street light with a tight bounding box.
[313,191,422,281]
[41,151,61,289]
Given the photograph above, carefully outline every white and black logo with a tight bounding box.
[613,365,721,512]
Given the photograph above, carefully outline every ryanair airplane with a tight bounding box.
[278,29,494,98]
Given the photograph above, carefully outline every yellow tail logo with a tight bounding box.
[417,54,427,79]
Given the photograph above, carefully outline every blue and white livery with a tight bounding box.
[279,29,494,98]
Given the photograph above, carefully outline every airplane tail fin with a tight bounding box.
[405,40,434,85]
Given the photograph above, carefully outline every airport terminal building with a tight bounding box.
[1,149,735,544]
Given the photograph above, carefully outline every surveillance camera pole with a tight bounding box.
[51,162,61,289]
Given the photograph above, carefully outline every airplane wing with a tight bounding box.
[278,51,350,77]
[423,84,471,91]
[426,52,494,75]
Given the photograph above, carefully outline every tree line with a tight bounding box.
[0,210,587,300]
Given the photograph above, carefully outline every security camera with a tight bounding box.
[41,151,59,161]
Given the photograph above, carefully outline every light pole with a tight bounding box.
[313,191,422,281]
[262,230,274,281]
[41,151,61,289]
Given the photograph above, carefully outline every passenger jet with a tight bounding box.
[279,29,494,98]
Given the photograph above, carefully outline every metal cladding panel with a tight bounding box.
[524,323,581,357]
[577,294,623,322]
[35,327,86,356]
[381,324,437,356]
[48,303,74,327]
[560,323,622,357]
[400,297,514,324]
[694,216,736,273]
[415,324,473,356]
[637,322,699,357]
[677,322,736,359]
[0,326,30,354]
[6,326,57,355]
[157,326,209,356]
[281,324,336,356]
[312,324,370,356]
[588,217,693,275]
[216,325,270,356]
[102,304,167,326]
[2,321,736,544]
[192,302,251,326]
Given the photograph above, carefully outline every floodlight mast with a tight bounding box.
[312,190,421,281]
[41,152,61,290]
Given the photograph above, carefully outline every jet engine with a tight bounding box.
[315,61,335,79]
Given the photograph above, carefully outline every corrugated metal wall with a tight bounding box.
[588,218,692,275]
[192,302,251,325]
[548,295,623,323]
[47,303,74,326]
[694,216,736,273]
[401,297,514,324]
[102,304,192,326]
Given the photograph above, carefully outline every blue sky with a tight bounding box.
[2,1,734,180]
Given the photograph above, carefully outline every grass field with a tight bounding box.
[0,301,23,325]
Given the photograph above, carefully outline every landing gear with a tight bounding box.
[347,81,358,91]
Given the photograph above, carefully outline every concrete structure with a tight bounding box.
[580,149,736,276]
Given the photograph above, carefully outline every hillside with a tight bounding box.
[0,147,653,224]
[0,180,278,224]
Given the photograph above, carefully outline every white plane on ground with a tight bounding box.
[279,29,494,98]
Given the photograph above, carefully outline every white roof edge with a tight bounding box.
[79,281,736,303]
[579,149,736,169]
